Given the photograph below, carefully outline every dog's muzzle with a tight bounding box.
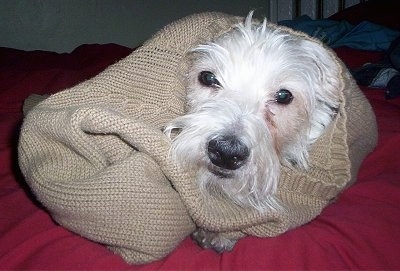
[207,135,249,172]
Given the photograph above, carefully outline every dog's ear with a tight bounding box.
[298,39,343,143]
[299,38,342,109]
[280,38,343,170]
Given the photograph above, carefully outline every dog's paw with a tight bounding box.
[192,228,237,253]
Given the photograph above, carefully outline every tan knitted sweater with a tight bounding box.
[18,12,378,264]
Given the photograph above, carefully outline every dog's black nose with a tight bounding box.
[207,135,249,170]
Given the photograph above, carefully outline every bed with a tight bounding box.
[1,1,400,270]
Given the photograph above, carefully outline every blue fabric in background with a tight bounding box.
[279,15,400,51]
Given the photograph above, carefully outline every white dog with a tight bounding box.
[165,12,340,252]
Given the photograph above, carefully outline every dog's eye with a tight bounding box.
[275,89,293,104]
[199,71,221,87]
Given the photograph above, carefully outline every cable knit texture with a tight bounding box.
[18,12,378,264]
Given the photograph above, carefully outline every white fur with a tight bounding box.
[165,12,340,212]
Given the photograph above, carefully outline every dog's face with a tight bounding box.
[165,14,341,211]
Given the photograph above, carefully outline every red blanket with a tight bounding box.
[1,43,399,270]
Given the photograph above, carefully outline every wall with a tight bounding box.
[1,0,361,53]
[1,0,269,53]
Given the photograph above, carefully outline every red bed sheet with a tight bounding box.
[1,44,399,270]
